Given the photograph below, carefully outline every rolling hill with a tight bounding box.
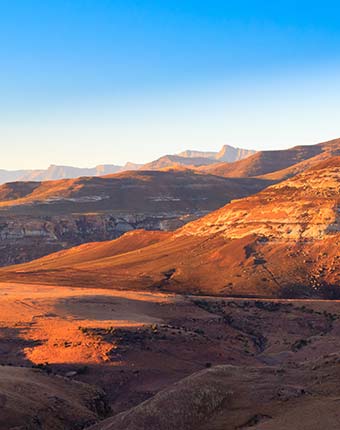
[0,169,271,266]
[88,360,340,430]
[2,156,340,298]
[0,366,107,430]
[0,169,271,213]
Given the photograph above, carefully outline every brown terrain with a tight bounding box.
[3,155,340,299]
[2,283,340,429]
[0,365,108,430]
[0,169,270,267]
[3,137,339,270]
[2,140,340,429]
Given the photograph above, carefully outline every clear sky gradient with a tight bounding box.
[1,0,340,169]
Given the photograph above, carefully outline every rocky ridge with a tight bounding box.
[0,170,270,266]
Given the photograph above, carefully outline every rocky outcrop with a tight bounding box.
[0,211,201,266]
[177,149,218,159]
[215,144,256,162]
[0,170,271,266]
[180,159,340,240]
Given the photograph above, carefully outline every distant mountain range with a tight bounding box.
[0,162,142,184]
[0,144,255,184]
[142,145,256,170]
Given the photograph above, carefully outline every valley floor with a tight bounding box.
[1,283,340,429]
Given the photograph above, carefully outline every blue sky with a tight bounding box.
[1,0,340,169]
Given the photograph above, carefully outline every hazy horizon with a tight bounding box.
[2,135,338,171]
[2,1,340,169]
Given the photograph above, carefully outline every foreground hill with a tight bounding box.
[3,281,340,430]
[0,366,107,430]
[0,169,271,266]
[201,137,340,179]
[3,157,340,298]
[88,359,340,430]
